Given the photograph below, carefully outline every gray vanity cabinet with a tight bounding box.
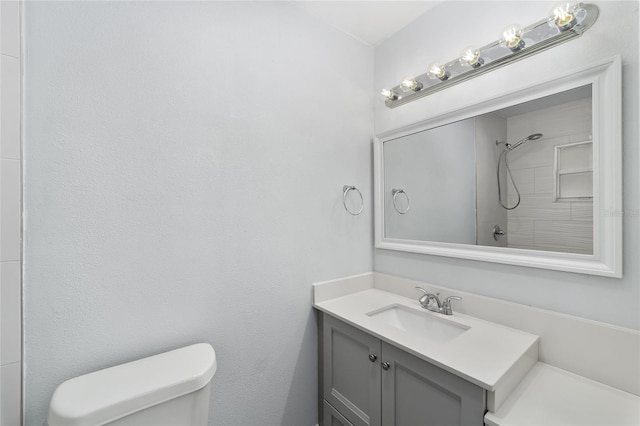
[323,400,355,426]
[322,313,382,426]
[380,343,485,425]
[320,313,486,426]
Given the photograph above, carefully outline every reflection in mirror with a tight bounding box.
[384,119,476,244]
[383,84,593,255]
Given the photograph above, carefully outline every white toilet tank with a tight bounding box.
[48,343,217,426]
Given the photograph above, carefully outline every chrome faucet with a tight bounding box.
[416,287,441,311]
[415,287,462,315]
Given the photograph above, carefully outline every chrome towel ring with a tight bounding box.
[343,185,364,216]
[392,188,410,214]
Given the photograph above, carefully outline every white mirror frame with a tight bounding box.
[374,55,622,278]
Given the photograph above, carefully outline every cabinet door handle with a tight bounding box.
[381,361,391,370]
[368,354,377,362]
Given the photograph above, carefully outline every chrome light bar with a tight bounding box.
[382,3,599,109]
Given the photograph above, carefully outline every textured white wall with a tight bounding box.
[23,2,373,424]
[374,1,639,329]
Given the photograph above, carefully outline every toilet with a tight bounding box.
[47,343,217,426]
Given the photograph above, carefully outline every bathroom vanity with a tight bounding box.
[320,313,486,426]
[314,279,539,426]
[313,273,640,426]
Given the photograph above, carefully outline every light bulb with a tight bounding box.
[427,63,450,81]
[400,77,423,92]
[459,47,484,68]
[551,1,579,31]
[501,25,525,52]
[380,88,398,101]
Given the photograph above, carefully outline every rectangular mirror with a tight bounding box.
[374,57,622,277]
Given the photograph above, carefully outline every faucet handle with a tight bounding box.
[415,286,429,308]
[432,292,441,308]
[443,296,462,315]
[415,287,440,308]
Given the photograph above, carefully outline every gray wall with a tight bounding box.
[23,2,373,424]
[374,1,639,330]
[383,118,476,244]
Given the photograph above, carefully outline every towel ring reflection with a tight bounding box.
[343,185,364,216]
[392,188,410,214]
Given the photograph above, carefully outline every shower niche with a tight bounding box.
[374,57,621,277]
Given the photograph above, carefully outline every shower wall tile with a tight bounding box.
[506,97,593,253]
[571,203,594,221]
[1,261,21,365]
[571,132,593,143]
[0,2,21,423]
[506,167,534,196]
[507,220,534,249]
[1,54,21,159]
[507,135,569,170]
[0,361,21,426]
[1,0,21,58]
[534,166,554,195]
[507,194,571,222]
[477,193,503,224]
[534,220,593,254]
[507,99,592,143]
[478,192,507,232]
[1,159,21,261]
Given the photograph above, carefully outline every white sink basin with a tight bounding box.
[367,304,469,343]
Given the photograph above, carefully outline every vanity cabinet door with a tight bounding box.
[323,314,381,426]
[380,342,486,426]
[323,400,355,426]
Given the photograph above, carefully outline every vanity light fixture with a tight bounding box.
[427,63,450,81]
[500,25,525,52]
[459,47,484,68]
[380,88,398,101]
[401,76,423,92]
[381,2,599,108]
[551,1,579,31]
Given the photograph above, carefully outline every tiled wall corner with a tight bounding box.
[475,113,508,247]
[1,0,23,424]
[1,262,21,366]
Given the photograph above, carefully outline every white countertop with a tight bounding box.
[484,362,640,426]
[313,288,539,392]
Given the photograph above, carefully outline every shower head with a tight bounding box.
[507,133,544,150]
[528,133,543,140]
